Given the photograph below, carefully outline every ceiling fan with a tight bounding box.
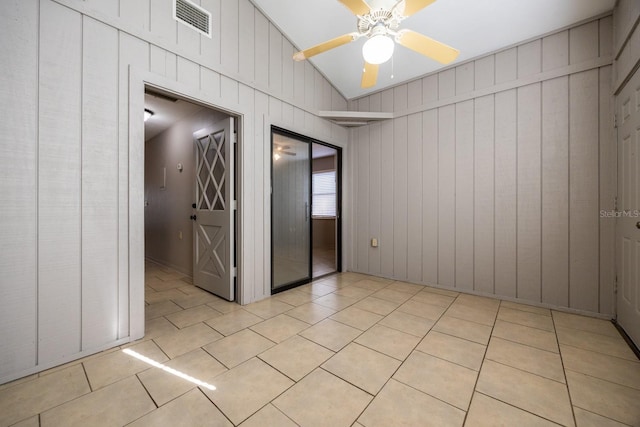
[273,143,296,159]
[293,0,459,89]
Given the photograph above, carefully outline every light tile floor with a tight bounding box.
[1,261,639,427]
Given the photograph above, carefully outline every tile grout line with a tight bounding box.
[548,311,576,425]
[461,298,497,426]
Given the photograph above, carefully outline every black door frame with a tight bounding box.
[270,126,343,294]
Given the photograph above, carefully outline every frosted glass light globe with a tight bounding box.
[362,34,394,64]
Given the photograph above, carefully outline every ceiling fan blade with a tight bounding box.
[396,29,459,64]
[361,62,379,88]
[398,0,437,17]
[293,33,358,61]
[338,0,371,16]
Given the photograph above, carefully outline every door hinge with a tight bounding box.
[232,131,237,144]
[232,200,237,210]
[614,113,618,128]
[614,196,618,212]
[233,267,237,278]
[614,275,618,294]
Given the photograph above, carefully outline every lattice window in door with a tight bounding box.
[196,129,226,211]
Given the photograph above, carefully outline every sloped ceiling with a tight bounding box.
[251,0,615,100]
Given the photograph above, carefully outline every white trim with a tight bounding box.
[128,66,248,336]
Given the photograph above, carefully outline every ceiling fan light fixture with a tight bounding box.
[362,34,394,65]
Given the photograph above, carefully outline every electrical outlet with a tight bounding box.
[371,238,378,247]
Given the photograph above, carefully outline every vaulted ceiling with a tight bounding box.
[252,0,615,99]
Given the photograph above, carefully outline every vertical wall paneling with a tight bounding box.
[281,102,294,126]
[494,89,518,297]
[333,87,347,111]
[599,66,614,315]
[269,97,282,123]
[150,45,168,77]
[220,0,239,73]
[238,84,255,301]
[407,113,423,282]
[238,0,255,82]
[393,85,408,112]
[393,116,408,279]
[0,0,38,378]
[358,96,370,113]
[282,40,295,101]
[422,110,438,284]
[314,71,325,120]
[541,77,569,306]
[149,0,177,45]
[473,95,495,294]
[322,80,332,111]
[569,21,599,65]
[200,0,221,67]
[368,123,382,274]
[599,16,613,58]
[254,10,269,89]
[292,53,304,106]
[380,120,394,277]
[455,63,474,95]
[118,33,149,338]
[221,75,239,105]
[356,127,370,272]
[422,74,438,104]
[81,17,119,350]
[474,56,495,90]
[201,68,221,98]
[407,80,422,109]
[84,0,118,20]
[119,0,150,32]
[495,48,517,84]
[254,92,268,300]
[365,92,379,112]
[516,84,542,302]
[381,89,394,113]
[177,57,199,86]
[569,70,600,311]
[438,105,456,286]
[542,31,569,72]
[304,62,315,109]
[348,127,357,271]
[438,69,455,100]
[38,0,82,363]
[517,40,541,78]
[268,24,282,95]
[455,101,474,290]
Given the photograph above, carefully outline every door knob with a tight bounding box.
[192,203,196,209]
[190,215,197,221]
[636,221,640,229]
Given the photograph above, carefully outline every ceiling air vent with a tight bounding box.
[174,0,212,38]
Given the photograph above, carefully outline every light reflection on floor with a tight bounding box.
[122,348,217,391]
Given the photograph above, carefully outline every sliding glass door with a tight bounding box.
[271,129,311,290]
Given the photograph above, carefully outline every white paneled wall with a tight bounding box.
[349,16,616,316]
[0,0,348,383]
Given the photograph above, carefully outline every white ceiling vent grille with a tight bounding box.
[174,0,212,38]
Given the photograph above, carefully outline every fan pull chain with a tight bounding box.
[391,55,394,79]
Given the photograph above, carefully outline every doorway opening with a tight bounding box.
[271,126,342,293]
[143,87,238,301]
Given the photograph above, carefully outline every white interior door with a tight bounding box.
[616,69,640,348]
[192,117,235,301]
